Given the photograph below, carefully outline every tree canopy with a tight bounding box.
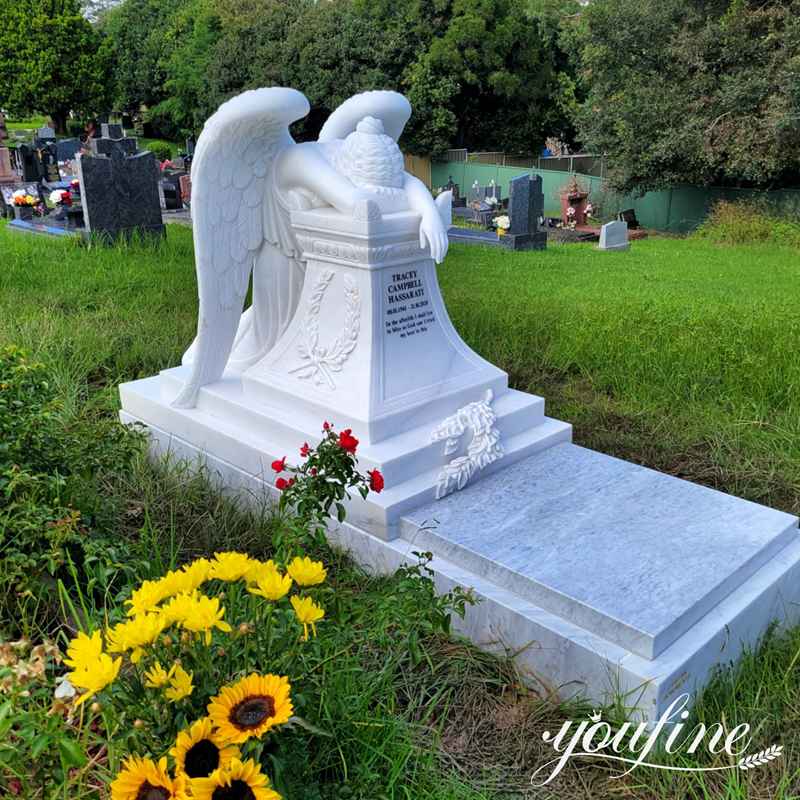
[0,0,110,132]
[572,0,800,192]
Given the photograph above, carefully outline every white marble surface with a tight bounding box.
[118,413,800,721]
[401,443,798,659]
[599,220,629,251]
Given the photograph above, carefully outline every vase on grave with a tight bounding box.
[559,174,589,226]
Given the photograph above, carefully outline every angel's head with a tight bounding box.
[334,116,405,190]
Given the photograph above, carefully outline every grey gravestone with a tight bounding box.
[501,174,546,250]
[101,123,124,139]
[77,148,165,241]
[57,138,83,161]
[90,136,138,157]
[599,220,629,251]
[36,126,56,142]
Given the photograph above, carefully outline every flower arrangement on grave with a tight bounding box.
[585,202,594,218]
[12,190,37,207]
[49,189,72,207]
[493,214,510,235]
[566,205,577,230]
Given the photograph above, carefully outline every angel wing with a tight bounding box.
[318,90,411,143]
[172,88,310,409]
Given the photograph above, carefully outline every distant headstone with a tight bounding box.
[57,138,83,162]
[179,174,192,205]
[185,136,196,157]
[160,173,183,210]
[501,174,546,250]
[18,144,43,182]
[36,126,56,142]
[618,208,640,230]
[90,136,138,157]
[77,148,165,241]
[0,112,7,143]
[101,122,125,139]
[39,144,61,182]
[599,220,629,251]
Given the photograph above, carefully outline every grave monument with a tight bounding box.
[0,112,17,185]
[119,87,800,721]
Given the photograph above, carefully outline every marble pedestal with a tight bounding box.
[120,203,800,720]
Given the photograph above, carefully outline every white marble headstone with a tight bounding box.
[599,219,629,251]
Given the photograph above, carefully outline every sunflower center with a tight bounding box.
[184,738,221,778]
[211,779,256,800]
[230,695,275,729]
[136,784,171,800]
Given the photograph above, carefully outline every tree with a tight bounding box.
[0,0,110,132]
[571,0,800,192]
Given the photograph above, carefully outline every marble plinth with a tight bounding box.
[121,419,800,720]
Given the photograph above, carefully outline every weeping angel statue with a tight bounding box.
[174,87,449,409]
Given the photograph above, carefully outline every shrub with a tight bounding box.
[695,201,800,247]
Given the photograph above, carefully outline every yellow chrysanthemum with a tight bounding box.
[63,630,103,672]
[286,556,326,587]
[110,755,187,800]
[165,664,194,702]
[144,661,172,689]
[209,552,259,583]
[107,613,166,663]
[290,595,325,641]
[126,560,213,618]
[247,563,292,602]
[171,718,240,781]
[176,558,213,594]
[191,758,280,800]
[125,578,169,618]
[69,653,122,706]
[207,674,293,744]
[162,592,232,645]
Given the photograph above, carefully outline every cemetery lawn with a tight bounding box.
[2,220,800,798]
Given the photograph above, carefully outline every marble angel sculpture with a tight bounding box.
[173,87,450,409]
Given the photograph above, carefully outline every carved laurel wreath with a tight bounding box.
[430,389,503,499]
[289,269,360,390]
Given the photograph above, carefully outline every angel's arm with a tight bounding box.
[404,173,449,264]
[276,142,364,214]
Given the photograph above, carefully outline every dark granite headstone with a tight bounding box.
[185,136,196,157]
[90,136,138,157]
[502,174,546,250]
[618,208,641,230]
[483,184,502,203]
[160,174,183,210]
[57,138,83,161]
[39,144,60,182]
[77,148,165,241]
[18,144,43,182]
[101,123,124,139]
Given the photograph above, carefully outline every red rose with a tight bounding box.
[275,477,289,491]
[271,457,286,473]
[338,428,359,454]
[368,469,384,493]
[323,421,331,431]
[300,442,310,458]
[310,467,317,476]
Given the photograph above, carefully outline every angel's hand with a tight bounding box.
[419,210,449,264]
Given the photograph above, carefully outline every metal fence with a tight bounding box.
[457,149,606,178]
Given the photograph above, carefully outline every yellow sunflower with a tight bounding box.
[286,556,326,587]
[290,595,325,641]
[191,758,280,800]
[110,755,187,800]
[207,674,293,744]
[209,552,259,583]
[171,718,240,781]
[63,630,104,672]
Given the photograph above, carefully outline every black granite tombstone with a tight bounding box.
[501,174,546,250]
[445,175,465,207]
[57,138,83,161]
[77,148,165,241]
[618,208,641,230]
[90,136,138,157]
[18,144,43,182]
[39,144,61,182]
[101,123,125,139]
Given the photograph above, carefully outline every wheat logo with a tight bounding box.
[532,694,783,786]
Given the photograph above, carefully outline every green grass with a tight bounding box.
[4,115,48,133]
[2,221,800,797]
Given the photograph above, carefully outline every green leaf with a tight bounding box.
[58,737,87,769]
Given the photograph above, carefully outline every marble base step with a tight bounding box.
[115,420,800,720]
[120,372,572,539]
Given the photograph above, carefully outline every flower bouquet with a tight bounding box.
[12,190,41,220]
[493,214,510,236]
